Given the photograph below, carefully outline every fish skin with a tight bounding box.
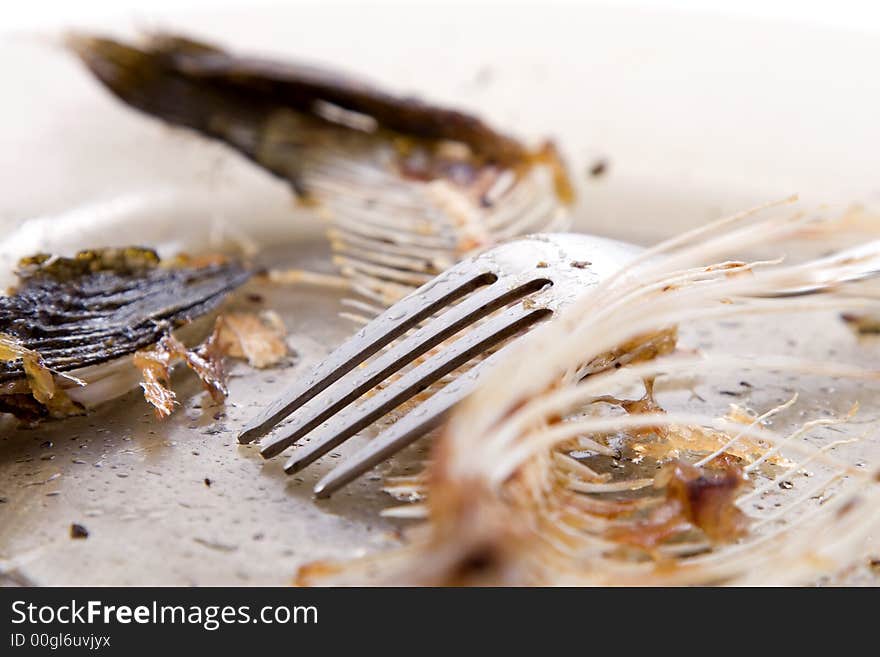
[0,247,250,382]
[67,33,574,202]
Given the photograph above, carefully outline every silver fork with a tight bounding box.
[238,233,642,497]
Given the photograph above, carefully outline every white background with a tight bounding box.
[5,0,880,34]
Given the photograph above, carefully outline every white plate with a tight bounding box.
[1,3,878,585]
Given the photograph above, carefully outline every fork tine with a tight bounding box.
[237,262,496,444]
[258,276,550,458]
[282,304,552,474]
[312,347,508,498]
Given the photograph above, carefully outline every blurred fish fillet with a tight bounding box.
[69,33,574,306]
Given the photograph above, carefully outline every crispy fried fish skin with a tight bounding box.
[68,33,573,201]
[0,247,250,383]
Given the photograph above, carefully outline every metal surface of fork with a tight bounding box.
[238,233,643,497]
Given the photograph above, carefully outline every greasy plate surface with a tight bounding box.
[0,240,415,586]
[1,4,879,585]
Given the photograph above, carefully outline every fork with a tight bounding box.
[238,233,643,497]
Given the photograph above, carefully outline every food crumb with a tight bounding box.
[70,523,89,539]
[779,480,794,490]
[217,311,289,368]
[204,477,212,487]
[536,261,549,268]
[588,158,609,178]
[570,260,592,269]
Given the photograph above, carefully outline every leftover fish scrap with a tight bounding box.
[0,247,258,421]
[216,311,288,369]
[70,33,574,305]
[297,201,880,586]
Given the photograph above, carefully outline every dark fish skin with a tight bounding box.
[0,248,250,382]
[136,34,529,165]
[69,35,296,191]
[67,33,568,200]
